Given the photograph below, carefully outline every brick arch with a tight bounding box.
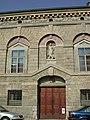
[7,36,30,48]
[39,34,63,47]
[73,33,90,45]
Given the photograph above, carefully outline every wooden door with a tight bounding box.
[39,87,66,119]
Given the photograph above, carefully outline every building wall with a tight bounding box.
[0,7,90,119]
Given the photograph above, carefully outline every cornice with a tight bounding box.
[0,7,90,26]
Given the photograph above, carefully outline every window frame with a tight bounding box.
[74,40,90,72]
[11,50,25,73]
[7,90,22,106]
[80,89,90,106]
[7,43,28,74]
[78,48,90,72]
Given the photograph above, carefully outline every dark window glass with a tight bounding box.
[11,50,24,73]
[8,90,22,106]
[80,89,90,106]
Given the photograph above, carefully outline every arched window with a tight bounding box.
[73,33,90,72]
[7,36,29,73]
[46,41,56,59]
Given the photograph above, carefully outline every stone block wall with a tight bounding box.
[0,7,90,119]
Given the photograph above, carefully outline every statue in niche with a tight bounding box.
[47,41,55,59]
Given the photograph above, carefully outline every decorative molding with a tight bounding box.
[7,36,30,48]
[73,33,90,45]
[39,34,63,47]
[0,11,90,25]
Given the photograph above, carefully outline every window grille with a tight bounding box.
[7,90,22,106]
[80,89,90,106]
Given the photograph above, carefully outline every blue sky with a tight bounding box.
[0,0,90,12]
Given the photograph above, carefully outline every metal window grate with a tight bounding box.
[7,90,22,106]
[80,89,90,106]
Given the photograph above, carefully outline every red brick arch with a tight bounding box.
[39,34,63,47]
[7,36,30,48]
[73,33,90,45]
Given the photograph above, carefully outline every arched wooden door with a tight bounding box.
[39,86,66,119]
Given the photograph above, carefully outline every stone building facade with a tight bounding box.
[0,6,90,120]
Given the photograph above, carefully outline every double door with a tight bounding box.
[39,87,66,119]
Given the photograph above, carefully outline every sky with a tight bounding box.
[0,0,90,12]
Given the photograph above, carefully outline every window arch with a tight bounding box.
[39,34,63,47]
[7,36,29,48]
[6,36,29,73]
[73,33,90,72]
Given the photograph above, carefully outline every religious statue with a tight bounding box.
[47,42,55,59]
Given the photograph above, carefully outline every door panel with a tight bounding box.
[39,87,66,119]
[46,88,53,117]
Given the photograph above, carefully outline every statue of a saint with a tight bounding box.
[47,43,55,59]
